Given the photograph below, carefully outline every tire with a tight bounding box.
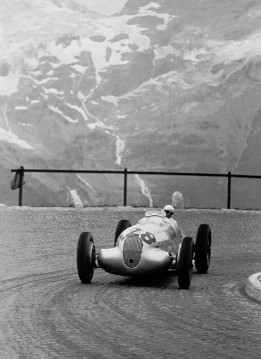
[177,236,194,289]
[194,224,212,274]
[114,219,131,246]
[77,232,96,284]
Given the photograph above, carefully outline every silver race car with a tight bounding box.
[76,210,212,289]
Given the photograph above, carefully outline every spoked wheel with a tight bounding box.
[194,224,212,274]
[177,236,194,289]
[114,219,131,246]
[77,232,96,284]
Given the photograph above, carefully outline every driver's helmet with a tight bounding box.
[163,204,174,217]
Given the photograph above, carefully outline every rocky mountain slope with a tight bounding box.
[1,0,261,208]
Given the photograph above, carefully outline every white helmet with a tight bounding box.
[163,204,174,216]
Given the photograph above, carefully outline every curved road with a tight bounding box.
[0,207,261,358]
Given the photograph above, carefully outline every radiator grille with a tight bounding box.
[123,235,142,268]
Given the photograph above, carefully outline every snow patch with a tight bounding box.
[18,122,33,127]
[87,121,114,130]
[25,74,58,86]
[50,62,61,69]
[77,91,85,100]
[48,105,79,123]
[43,88,64,96]
[101,95,119,105]
[41,41,79,65]
[154,45,180,61]
[115,135,125,166]
[104,16,151,52]
[79,90,115,130]
[183,47,210,62]
[135,174,153,207]
[71,64,87,74]
[65,102,88,121]
[39,77,59,84]
[15,106,27,110]
[30,71,43,76]
[67,187,83,208]
[142,2,161,10]
[40,93,48,100]
[138,3,177,31]
[208,31,261,64]
[0,127,33,150]
[0,70,20,96]
[82,0,127,15]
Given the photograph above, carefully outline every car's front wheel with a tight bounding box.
[77,232,96,284]
[114,219,131,246]
[177,236,194,289]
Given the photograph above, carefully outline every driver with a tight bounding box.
[163,204,174,219]
[163,204,184,239]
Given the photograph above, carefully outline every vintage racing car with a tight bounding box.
[76,210,212,289]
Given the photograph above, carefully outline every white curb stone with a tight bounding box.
[245,272,261,301]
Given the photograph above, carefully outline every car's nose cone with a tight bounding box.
[123,235,143,268]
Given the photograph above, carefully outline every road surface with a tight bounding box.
[0,207,261,358]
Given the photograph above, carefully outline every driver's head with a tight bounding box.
[163,205,174,218]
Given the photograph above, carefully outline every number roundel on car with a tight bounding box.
[140,232,156,245]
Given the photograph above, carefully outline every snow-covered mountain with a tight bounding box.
[1,0,261,208]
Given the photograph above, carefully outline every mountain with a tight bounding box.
[1,0,261,209]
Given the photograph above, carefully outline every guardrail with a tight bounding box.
[10,166,261,208]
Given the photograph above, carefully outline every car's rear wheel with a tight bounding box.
[194,224,212,274]
[77,232,96,284]
[114,219,131,246]
[177,236,194,289]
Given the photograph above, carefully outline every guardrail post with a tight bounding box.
[227,171,231,209]
[124,168,128,206]
[18,166,24,207]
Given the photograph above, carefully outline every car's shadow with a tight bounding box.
[109,270,178,289]
[106,268,209,290]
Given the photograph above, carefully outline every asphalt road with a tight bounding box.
[0,207,261,359]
